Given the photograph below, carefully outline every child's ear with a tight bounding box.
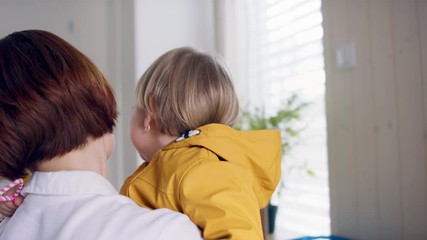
[143,111,154,130]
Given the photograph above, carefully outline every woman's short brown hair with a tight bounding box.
[136,47,239,136]
[0,30,118,180]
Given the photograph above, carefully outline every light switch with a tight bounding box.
[335,43,356,70]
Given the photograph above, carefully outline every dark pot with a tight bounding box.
[268,203,279,234]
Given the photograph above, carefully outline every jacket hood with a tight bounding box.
[165,123,282,207]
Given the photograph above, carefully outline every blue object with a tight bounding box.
[292,236,353,240]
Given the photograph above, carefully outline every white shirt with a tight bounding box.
[0,171,203,240]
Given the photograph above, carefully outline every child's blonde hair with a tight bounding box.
[135,47,239,136]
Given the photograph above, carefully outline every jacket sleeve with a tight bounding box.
[178,159,264,240]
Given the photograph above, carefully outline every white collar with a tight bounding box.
[21,171,118,197]
[175,129,201,142]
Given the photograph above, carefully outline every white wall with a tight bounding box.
[323,1,427,239]
[106,0,137,189]
[135,0,216,78]
[0,1,110,75]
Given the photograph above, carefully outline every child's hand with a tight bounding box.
[0,186,24,217]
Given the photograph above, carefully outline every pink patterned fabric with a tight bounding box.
[0,178,23,202]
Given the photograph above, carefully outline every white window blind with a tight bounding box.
[259,0,330,238]
[217,0,330,238]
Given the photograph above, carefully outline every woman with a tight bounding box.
[0,30,202,240]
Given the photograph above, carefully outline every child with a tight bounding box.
[120,47,282,239]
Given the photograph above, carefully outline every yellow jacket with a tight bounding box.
[120,124,282,239]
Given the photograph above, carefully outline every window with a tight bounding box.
[217,0,330,238]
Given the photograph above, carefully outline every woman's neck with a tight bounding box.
[36,136,111,178]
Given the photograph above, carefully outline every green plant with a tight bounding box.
[234,94,310,159]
